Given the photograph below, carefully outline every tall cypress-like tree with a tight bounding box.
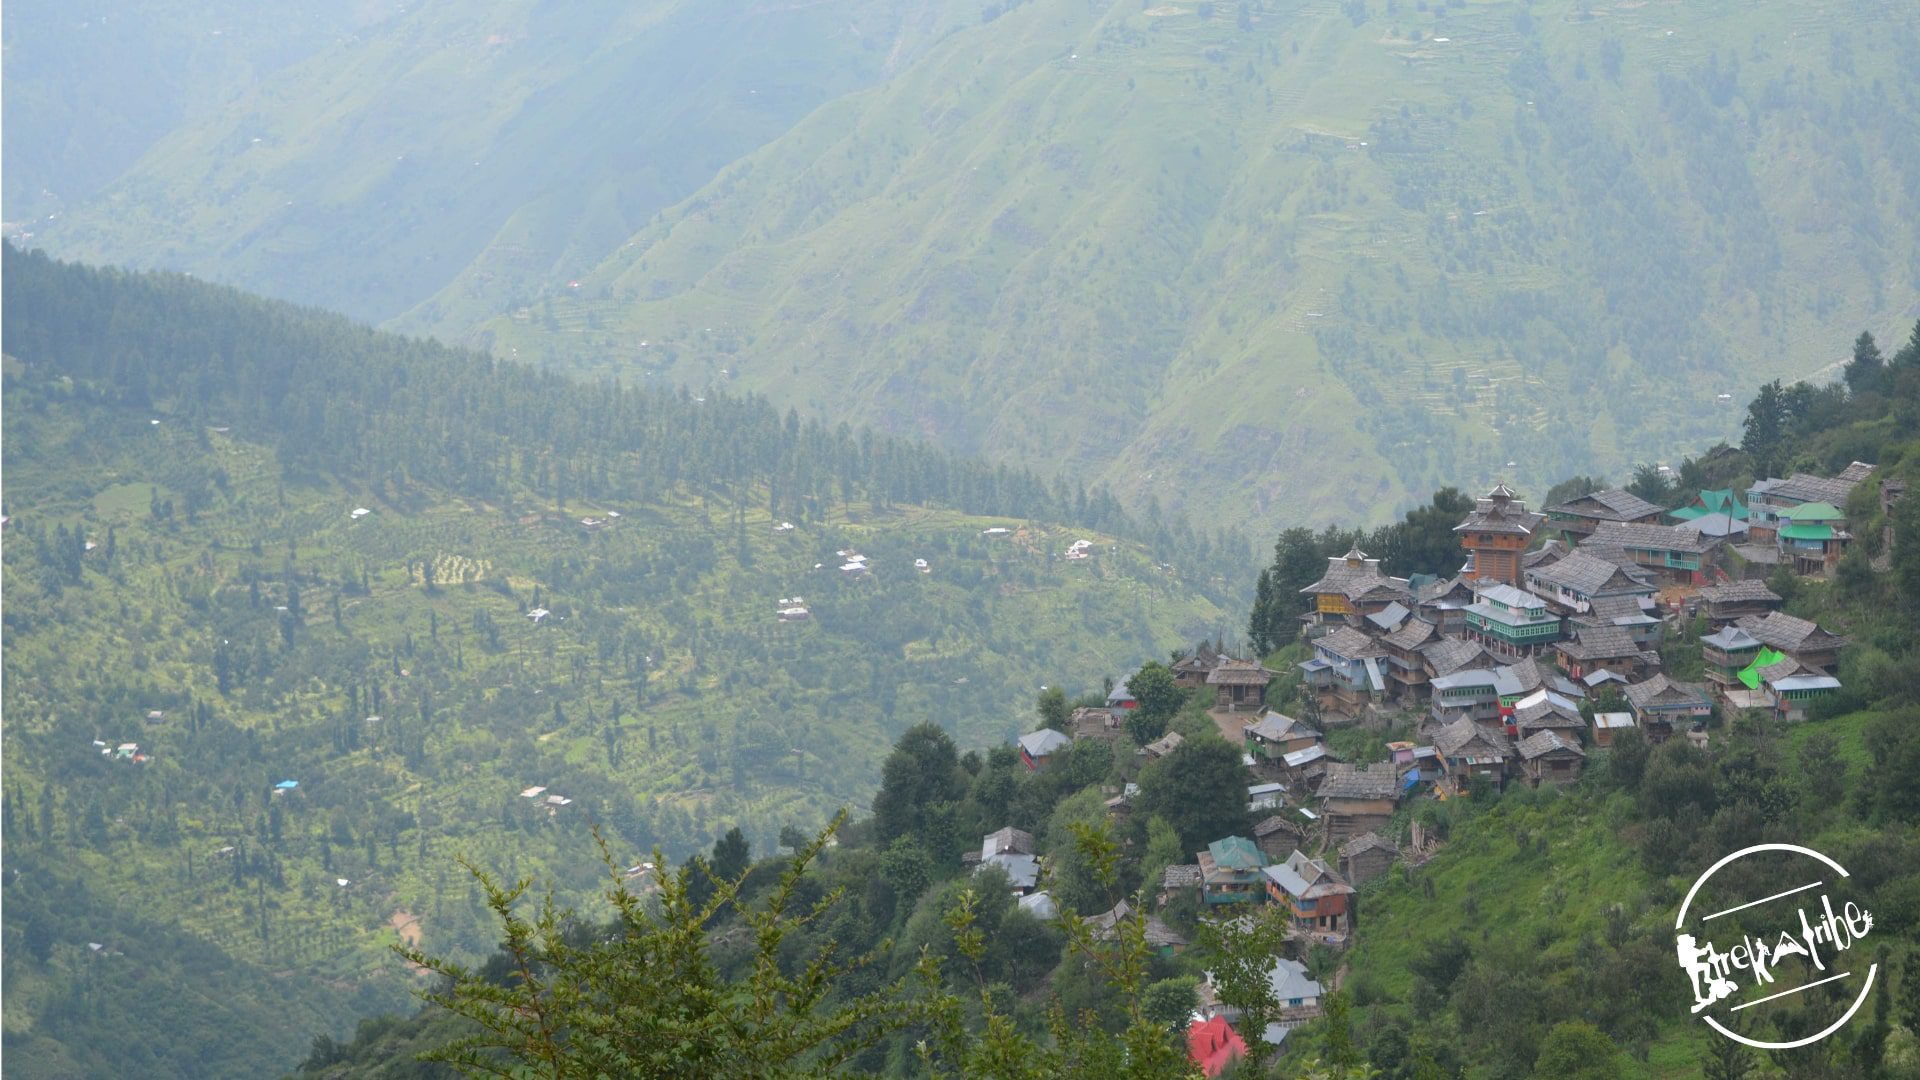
[1247,568,1277,655]
[1740,380,1787,478]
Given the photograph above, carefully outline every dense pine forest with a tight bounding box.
[0,245,1243,1078]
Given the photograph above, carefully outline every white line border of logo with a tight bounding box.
[1675,843,1877,1050]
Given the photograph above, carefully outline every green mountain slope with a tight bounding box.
[478,0,1920,532]
[32,0,967,323]
[0,247,1234,1078]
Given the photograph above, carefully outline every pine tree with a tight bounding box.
[1845,330,1885,397]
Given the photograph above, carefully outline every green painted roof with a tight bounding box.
[1677,489,1748,521]
[1738,648,1788,690]
[1781,501,1843,522]
[1778,523,1836,541]
[1207,835,1264,871]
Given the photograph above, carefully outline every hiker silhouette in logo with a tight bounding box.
[1677,934,1739,1014]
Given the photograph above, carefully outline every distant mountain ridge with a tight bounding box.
[21,0,1920,535]
[27,0,965,322]
[482,0,1920,533]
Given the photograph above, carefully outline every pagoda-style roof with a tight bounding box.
[1299,549,1414,603]
[1455,484,1544,538]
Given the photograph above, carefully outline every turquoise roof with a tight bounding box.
[1781,501,1843,522]
[1207,835,1264,871]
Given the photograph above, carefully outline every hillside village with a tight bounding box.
[988,459,1896,1074]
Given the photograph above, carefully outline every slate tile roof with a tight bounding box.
[1545,488,1664,522]
[1526,549,1654,596]
[1734,612,1848,653]
[1517,730,1586,760]
[1585,520,1718,556]
[1555,625,1642,660]
[1299,548,1415,603]
[1432,717,1512,758]
[1316,763,1401,801]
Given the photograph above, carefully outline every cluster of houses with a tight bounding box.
[1298,469,1871,737]
[976,463,1885,1076]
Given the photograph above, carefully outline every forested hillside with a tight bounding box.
[488,0,1920,534]
[276,323,1920,1080]
[0,246,1240,1078]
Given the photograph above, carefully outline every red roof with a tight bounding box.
[1186,1015,1246,1078]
